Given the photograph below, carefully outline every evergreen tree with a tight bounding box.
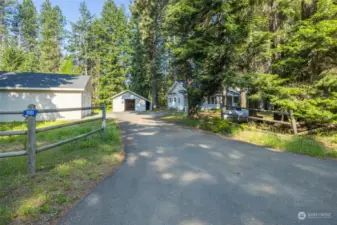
[59,57,81,74]
[68,1,93,76]
[133,0,168,109]
[129,8,150,98]
[95,0,130,105]
[39,0,65,73]
[18,0,38,51]
[0,42,25,71]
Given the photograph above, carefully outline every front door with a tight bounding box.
[125,99,136,111]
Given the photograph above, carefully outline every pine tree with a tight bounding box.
[59,57,81,74]
[133,0,167,109]
[19,0,38,51]
[129,8,150,98]
[68,1,93,76]
[39,0,65,73]
[0,42,25,71]
[94,0,130,105]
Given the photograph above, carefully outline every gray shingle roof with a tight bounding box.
[111,90,151,102]
[0,71,90,91]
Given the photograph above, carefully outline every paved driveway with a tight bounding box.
[59,112,337,225]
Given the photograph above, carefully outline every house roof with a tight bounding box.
[176,80,201,89]
[111,90,151,102]
[167,81,186,95]
[0,71,91,91]
[167,80,241,96]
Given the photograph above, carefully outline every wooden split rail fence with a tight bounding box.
[0,104,107,175]
[222,105,298,135]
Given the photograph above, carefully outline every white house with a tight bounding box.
[0,71,92,122]
[167,81,241,111]
[112,90,151,112]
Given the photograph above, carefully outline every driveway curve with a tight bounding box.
[59,112,337,225]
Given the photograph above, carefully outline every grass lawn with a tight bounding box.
[0,120,124,225]
[162,112,337,158]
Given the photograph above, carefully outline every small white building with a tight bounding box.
[167,81,242,111]
[0,71,92,122]
[112,90,151,112]
[167,81,188,111]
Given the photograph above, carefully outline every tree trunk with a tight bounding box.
[221,87,227,119]
[301,0,317,20]
[268,0,281,73]
[84,44,88,76]
[240,89,247,109]
[151,76,158,109]
[0,0,4,43]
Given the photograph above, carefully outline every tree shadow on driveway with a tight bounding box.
[59,113,337,225]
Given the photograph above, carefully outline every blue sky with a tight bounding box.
[32,0,130,30]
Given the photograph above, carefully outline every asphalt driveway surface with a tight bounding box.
[59,112,337,225]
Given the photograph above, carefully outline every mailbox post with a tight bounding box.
[25,104,37,176]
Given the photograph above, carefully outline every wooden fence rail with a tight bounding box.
[221,105,298,135]
[0,104,107,175]
[0,106,102,115]
[0,130,27,136]
[37,128,103,153]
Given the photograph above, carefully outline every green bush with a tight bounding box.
[199,117,241,135]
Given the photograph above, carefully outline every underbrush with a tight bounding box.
[162,113,337,158]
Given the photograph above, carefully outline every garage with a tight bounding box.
[112,90,151,112]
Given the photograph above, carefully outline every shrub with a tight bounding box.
[199,117,241,135]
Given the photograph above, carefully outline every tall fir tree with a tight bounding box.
[129,7,149,98]
[68,1,93,76]
[19,0,38,51]
[39,0,65,73]
[133,0,168,109]
[95,0,130,105]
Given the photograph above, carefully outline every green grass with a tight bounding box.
[163,112,241,135]
[162,113,337,158]
[0,120,123,225]
[164,113,202,127]
[235,130,333,157]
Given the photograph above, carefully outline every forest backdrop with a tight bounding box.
[0,0,337,124]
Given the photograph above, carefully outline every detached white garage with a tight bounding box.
[112,90,151,112]
[0,71,92,122]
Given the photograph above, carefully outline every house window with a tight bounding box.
[169,98,172,103]
[212,96,217,104]
[217,96,222,104]
[233,96,239,106]
[178,98,180,103]
[174,97,176,102]
[226,95,232,106]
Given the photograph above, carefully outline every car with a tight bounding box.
[222,108,249,122]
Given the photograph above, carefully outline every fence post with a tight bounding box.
[289,110,298,135]
[26,104,37,175]
[102,104,106,139]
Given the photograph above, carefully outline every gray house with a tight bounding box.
[0,71,92,122]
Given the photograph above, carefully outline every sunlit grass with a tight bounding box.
[0,120,123,225]
[162,113,337,158]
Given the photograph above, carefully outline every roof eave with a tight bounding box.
[111,90,151,102]
[0,87,85,92]
[166,81,186,96]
